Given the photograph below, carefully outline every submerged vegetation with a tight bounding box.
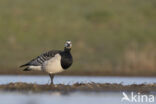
[0,83,156,93]
[0,0,156,76]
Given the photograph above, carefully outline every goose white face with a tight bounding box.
[65,40,72,49]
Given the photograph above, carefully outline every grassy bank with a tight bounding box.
[1,68,156,77]
[0,0,156,76]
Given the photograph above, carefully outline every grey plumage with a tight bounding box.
[20,50,62,67]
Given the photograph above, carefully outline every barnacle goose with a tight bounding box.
[20,40,73,84]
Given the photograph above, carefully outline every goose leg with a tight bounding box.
[49,74,54,84]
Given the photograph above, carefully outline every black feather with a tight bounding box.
[60,48,73,69]
[23,67,31,71]
[19,64,30,68]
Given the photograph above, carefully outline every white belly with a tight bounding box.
[43,54,64,74]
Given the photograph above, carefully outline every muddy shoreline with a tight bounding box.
[0,83,156,94]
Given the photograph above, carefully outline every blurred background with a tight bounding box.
[0,0,156,76]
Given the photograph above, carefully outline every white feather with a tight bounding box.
[29,66,41,71]
[43,54,64,74]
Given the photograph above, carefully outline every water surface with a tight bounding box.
[0,75,156,85]
[0,92,155,104]
[0,76,156,104]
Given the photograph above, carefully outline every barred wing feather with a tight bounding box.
[20,50,62,67]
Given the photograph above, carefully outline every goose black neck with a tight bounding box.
[60,47,73,70]
[64,47,71,52]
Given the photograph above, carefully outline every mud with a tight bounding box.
[0,83,156,94]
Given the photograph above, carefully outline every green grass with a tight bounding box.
[0,0,156,75]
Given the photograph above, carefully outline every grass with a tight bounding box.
[0,0,156,76]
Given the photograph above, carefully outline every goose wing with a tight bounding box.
[20,50,62,67]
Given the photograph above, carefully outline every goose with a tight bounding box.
[20,40,73,84]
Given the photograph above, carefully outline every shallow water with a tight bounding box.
[0,75,156,104]
[0,75,156,85]
[0,92,155,104]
